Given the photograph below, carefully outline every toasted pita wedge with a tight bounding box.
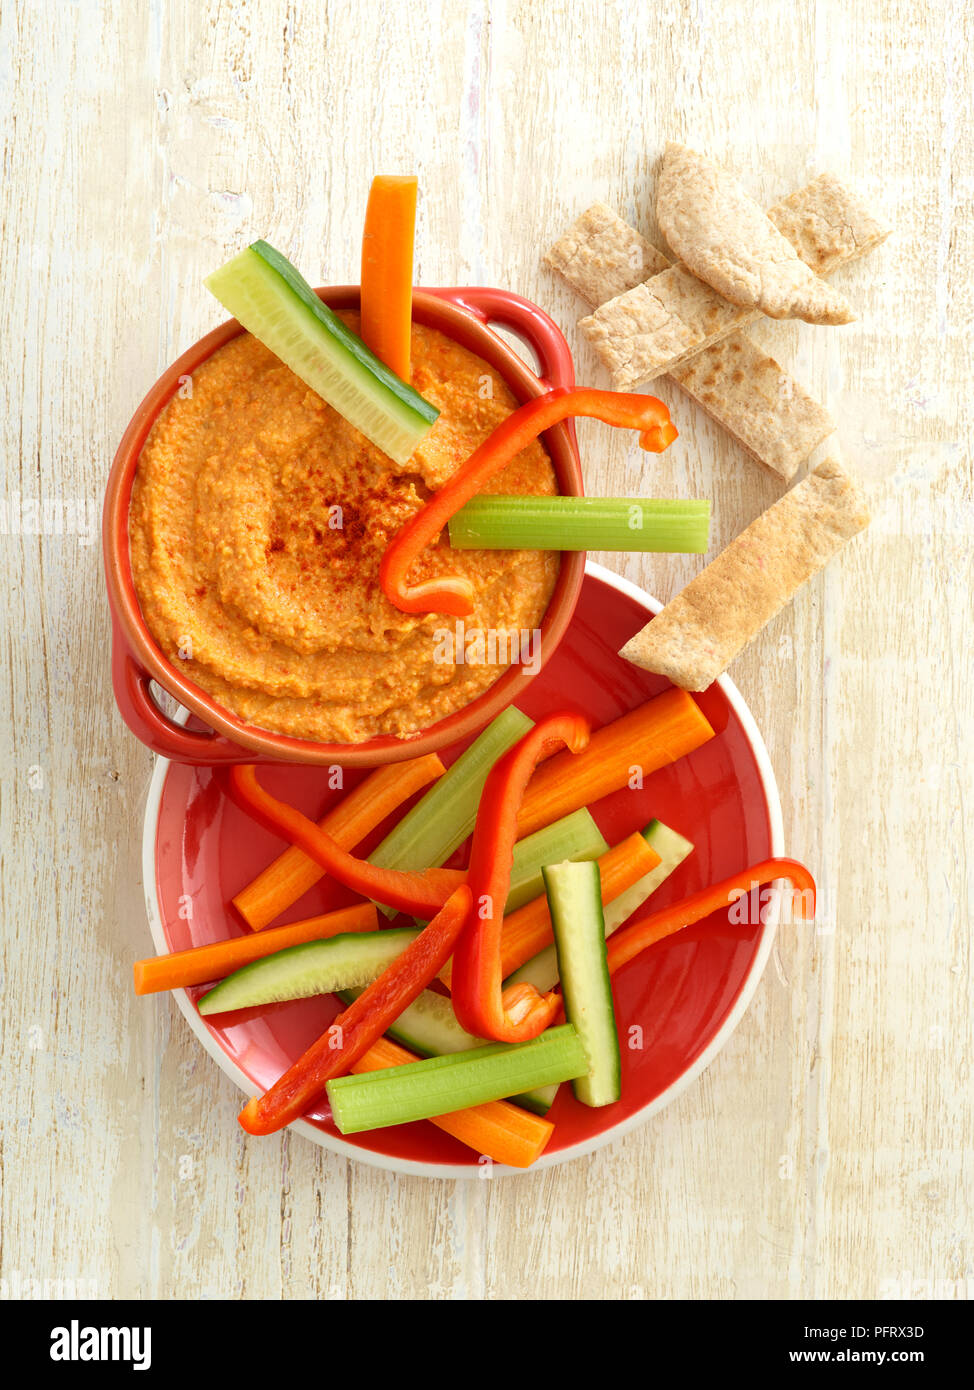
[619,459,870,690]
[656,143,854,325]
[546,203,835,480]
[544,202,669,305]
[579,174,890,389]
[767,174,891,275]
[668,338,834,480]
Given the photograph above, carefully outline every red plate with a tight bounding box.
[143,563,783,1176]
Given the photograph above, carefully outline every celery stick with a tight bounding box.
[505,819,694,994]
[448,496,711,553]
[338,984,558,1115]
[504,809,608,914]
[326,1025,586,1133]
[403,791,605,930]
[369,706,532,917]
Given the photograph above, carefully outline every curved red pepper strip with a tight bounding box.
[379,387,678,617]
[450,712,591,1043]
[239,884,473,1135]
[228,765,465,919]
[606,857,817,977]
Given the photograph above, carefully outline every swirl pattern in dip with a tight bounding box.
[129,315,559,743]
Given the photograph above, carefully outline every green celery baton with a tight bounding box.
[369,706,533,918]
[543,859,621,1107]
[506,819,694,995]
[503,808,608,915]
[205,240,439,465]
[327,1025,587,1134]
[448,496,711,554]
[196,929,419,1016]
[338,984,556,1116]
[406,807,606,926]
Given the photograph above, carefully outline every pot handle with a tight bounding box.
[428,286,576,392]
[112,633,254,764]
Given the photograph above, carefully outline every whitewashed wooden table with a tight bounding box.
[2,0,970,1301]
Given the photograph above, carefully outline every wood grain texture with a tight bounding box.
[1,0,971,1301]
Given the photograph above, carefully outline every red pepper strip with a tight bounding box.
[606,857,817,977]
[379,387,678,617]
[450,712,591,1043]
[239,885,472,1135]
[228,765,464,919]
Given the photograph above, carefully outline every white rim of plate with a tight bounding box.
[141,560,784,1179]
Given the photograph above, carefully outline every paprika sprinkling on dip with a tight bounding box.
[128,314,559,744]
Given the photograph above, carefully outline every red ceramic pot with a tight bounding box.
[103,286,584,766]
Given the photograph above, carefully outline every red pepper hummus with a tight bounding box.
[129,315,559,743]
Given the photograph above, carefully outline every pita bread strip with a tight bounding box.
[546,204,834,480]
[656,143,855,324]
[767,174,890,276]
[617,458,870,690]
[579,174,891,389]
[544,201,670,306]
[669,338,834,481]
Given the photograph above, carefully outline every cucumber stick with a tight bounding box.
[338,985,556,1116]
[205,241,438,465]
[197,929,419,1016]
[543,859,621,1108]
[506,818,694,994]
[327,1026,587,1134]
[370,706,533,918]
[602,820,694,935]
[340,984,478,1055]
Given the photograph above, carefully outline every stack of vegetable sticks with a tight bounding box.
[136,690,726,1163]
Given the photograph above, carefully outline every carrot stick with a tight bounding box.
[360,174,418,381]
[516,687,714,838]
[439,830,660,988]
[133,904,378,996]
[233,752,445,930]
[350,1035,554,1168]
